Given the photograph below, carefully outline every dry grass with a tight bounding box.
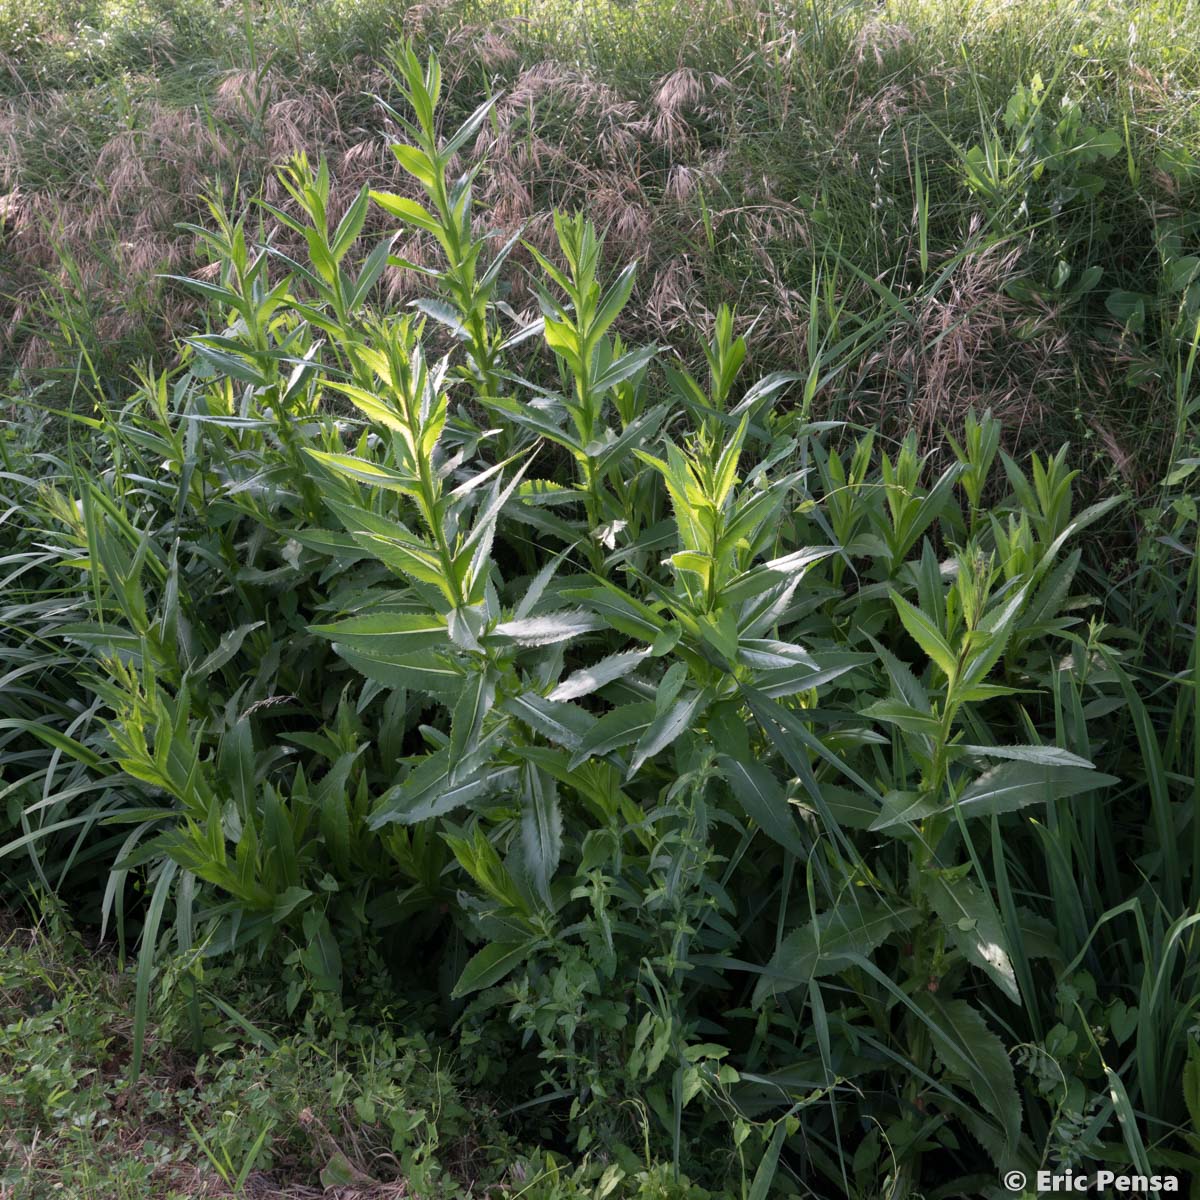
[869,238,1062,439]
[0,12,754,389]
[1,0,1190,494]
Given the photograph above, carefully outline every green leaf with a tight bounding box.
[861,698,942,738]
[324,382,407,432]
[448,670,496,770]
[920,995,1022,1160]
[483,394,584,453]
[330,186,370,260]
[389,142,437,187]
[717,755,807,857]
[548,647,650,702]
[442,93,500,157]
[748,1121,787,1200]
[502,692,595,751]
[816,785,880,830]
[369,749,518,827]
[564,584,666,641]
[412,297,468,339]
[193,621,263,679]
[371,191,441,233]
[132,860,178,1081]
[629,691,703,775]
[320,1153,375,1189]
[350,235,395,307]
[869,790,940,831]
[305,450,415,493]
[928,875,1017,1003]
[957,744,1094,767]
[589,263,637,346]
[490,610,601,647]
[723,547,834,606]
[331,645,460,697]
[890,591,958,678]
[569,702,656,768]
[520,764,562,906]
[1183,1043,1200,1134]
[754,900,918,1004]
[311,612,448,655]
[452,941,530,997]
[591,344,658,393]
[753,653,866,699]
[956,761,1117,818]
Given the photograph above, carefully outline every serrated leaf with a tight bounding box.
[890,591,958,677]
[520,764,562,906]
[332,645,459,696]
[310,612,448,655]
[502,692,595,750]
[718,755,806,857]
[816,785,880,830]
[563,584,666,641]
[491,609,601,647]
[194,622,263,679]
[305,450,416,493]
[371,191,441,233]
[569,702,656,767]
[323,382,406,432]
[861,698,942,737]
[869,790,940,831]
[548,647,650,701]
[754,900,918,1003]
[448,671,496,772]
[956,761,1117,818]
[920,995,1022,1160]
[928,875,1017,1002]
[369,751,518,827]
[629,691,703,775]
[320,1152,375,1189]
[723,547,834,606]
[754,654,865,699]
[957,744,1094,768]
[412,297,468,338]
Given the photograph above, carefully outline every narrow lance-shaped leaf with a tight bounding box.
[452,941,531,998]
[310,612,448,655]
[569,701,656,768]
[548,647,650,702]
[928,874,1018,1003]
[717,755,807,857]
[520,764,562,906]
[955,760,1118,818]
[629,690,704,776]
[919,995,1023,1162]
[491,609,601,647]
[890,590,958,678]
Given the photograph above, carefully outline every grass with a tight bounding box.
[0,905,308,1197]
[3,0,1199,490]
[0,903,625,1198]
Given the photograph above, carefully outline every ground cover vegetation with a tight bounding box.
[2,0,1200,1197]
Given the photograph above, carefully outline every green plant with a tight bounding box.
[5,33,1200,1200]
[960,73,1122,229]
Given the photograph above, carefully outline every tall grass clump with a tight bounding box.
[2,37,1200,1200]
